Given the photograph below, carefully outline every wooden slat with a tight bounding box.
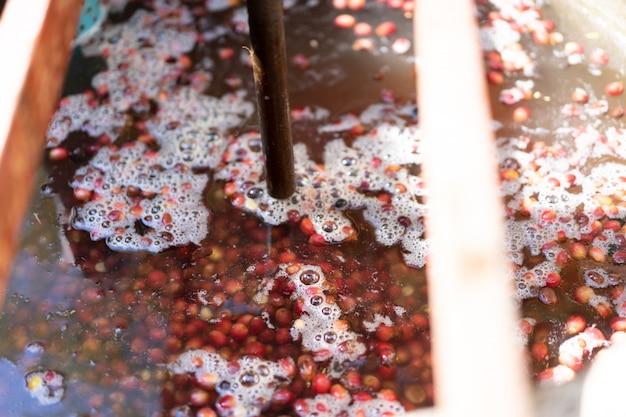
[0,0,81,311]
[406,1,533,416]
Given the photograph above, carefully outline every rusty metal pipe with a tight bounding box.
[246,0,296,199]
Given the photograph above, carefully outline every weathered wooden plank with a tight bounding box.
[0,0,81,310]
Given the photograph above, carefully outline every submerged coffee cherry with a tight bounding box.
[312,374,332,394]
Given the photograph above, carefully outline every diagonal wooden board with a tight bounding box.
[0,0,81,311]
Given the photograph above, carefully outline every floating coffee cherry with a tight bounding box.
[605,81,624,96]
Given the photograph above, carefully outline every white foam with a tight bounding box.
[294,391,405,417]
[584,269,612,289]
[47,7,206,145]
[46,95,125,146]
[216,114,427,268]
[148,88,253,170]
[273,264,366,372]
[168,350,294,417]
[25,370,65,406]
[71,142,210,252]
[362,314,394,332]
[558,328,608,367]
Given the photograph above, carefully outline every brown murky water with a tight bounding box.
[2,0,626,416]
[0,2,427,416]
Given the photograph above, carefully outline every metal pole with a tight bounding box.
[247,0,296,199]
